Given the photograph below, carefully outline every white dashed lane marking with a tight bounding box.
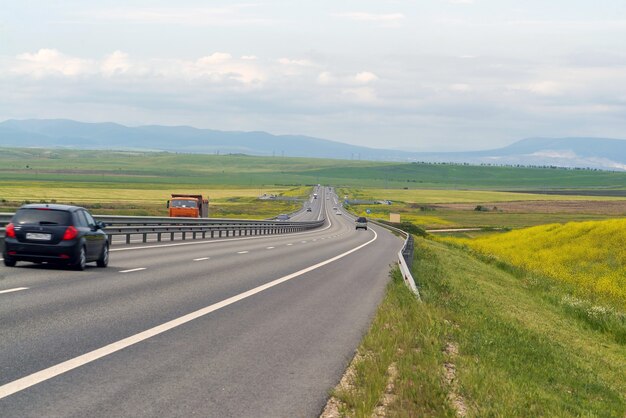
[193,257,209,261]
[0,287,29,295]
[237,251,249,254]
[119,268,147,273]
[266,247,275,249]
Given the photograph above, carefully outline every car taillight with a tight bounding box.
[6,223,16,238]
[62,226,79,240]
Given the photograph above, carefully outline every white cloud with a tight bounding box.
[197,52,233,65]
[278,58,313,66]
[526,81,562,96]
[101,50,131,77]
[6,49,267,85]
[317,71,334,85]
[341,87,378,103]
[449,83,472,92]
[77,6,274,26]
[355,71,378,83]
[332,12,405,27]
[13,49,94,78]
[182,53,266,84]
[317,71,379,86]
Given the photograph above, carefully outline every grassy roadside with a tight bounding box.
[326,238,626,417]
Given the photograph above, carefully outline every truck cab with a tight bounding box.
[167,194,209,218]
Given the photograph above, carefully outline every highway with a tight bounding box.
[0,187,403,417]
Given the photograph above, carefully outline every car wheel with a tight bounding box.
[74,246,87,271]
[3,256,16,267]
[96,244,109,267]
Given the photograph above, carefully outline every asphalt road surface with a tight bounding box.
[0,187,402,417]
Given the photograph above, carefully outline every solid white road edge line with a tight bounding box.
[118,268,146,273]
[0,228,377,401]
[0,287,29,295]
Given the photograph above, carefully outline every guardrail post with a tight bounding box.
[126,234,131,244]
[403,235,415,269]
[143,233,147,243]
[170,232,175,241]
[158,233,162,242]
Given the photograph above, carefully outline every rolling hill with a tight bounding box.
[2,119,626,170]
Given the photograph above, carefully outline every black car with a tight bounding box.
[3,204,109,270]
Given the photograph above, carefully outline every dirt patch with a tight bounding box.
[319,352,364,418]
[436,200,626,215]
[443,342,468,417]
[372,362,398,417]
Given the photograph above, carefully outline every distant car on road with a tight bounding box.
[355,216,368,230]
[335,211,342,215]
[276,214,290,221]
[306,207,312,212]
[3,204,109,270]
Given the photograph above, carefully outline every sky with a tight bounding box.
[2,0,626,151]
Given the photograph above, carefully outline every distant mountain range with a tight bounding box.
[2,119,626,171]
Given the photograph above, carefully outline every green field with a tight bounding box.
[3,147,626,190]
[3,147,626,223]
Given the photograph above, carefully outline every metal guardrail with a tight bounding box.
[368,219,420,299]
[0,213,325,247]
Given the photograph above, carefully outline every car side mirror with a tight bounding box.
[95,221,106,230]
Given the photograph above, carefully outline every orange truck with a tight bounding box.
[167,194,209,218]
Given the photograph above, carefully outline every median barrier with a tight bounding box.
[0,215,325,249]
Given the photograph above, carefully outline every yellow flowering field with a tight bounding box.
[448,219,626,307]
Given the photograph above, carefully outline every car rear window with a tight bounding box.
[13,209,72,226]
[357,217,367,222]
